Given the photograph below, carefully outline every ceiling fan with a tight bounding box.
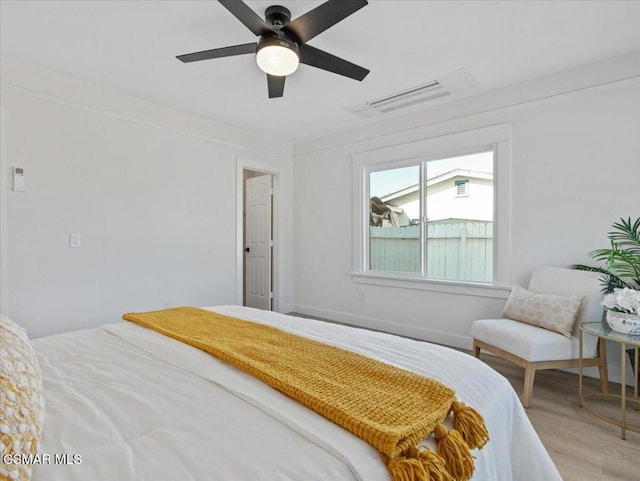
[177,0,370,98]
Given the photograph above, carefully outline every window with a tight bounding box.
[352,124,511,293]
[368,151,493,282]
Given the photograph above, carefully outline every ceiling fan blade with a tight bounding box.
[176,43,257,63]
[267,74,286,98]
[218,0,274,37]
[285,0,368,44]
[299,44,369,81]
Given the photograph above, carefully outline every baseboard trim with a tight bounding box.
[293,304,473,350]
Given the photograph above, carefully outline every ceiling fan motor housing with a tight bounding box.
[265,5,292,28]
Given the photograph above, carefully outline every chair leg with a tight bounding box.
[597,338,609,394]
[523,363,536,408]
[472,341,481,358]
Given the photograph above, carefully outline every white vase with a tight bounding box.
[606,310,640,335]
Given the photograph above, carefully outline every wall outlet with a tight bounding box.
[357,290,366,302]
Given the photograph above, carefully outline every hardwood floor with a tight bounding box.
[478,354,639,481]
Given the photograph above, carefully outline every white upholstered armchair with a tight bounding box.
[471,266,608,408]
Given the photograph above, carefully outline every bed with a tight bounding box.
[5,306,562,481]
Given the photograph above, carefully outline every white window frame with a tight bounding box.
[351,124,512,298]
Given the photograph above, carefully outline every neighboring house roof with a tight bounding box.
[379,169,492,204]
[426,169,492,186]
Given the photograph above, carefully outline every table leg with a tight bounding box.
[621,342,626,440]
[635,347,638,411]
[578,328,584,407]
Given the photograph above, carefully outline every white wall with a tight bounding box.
[293,56,640,384]
[0,58,294,338]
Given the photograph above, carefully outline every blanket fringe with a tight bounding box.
[387,456,428,481]
[451,400,490,449]
[385,447,453,481]
[434,424,475,481]
[407,447,453,481]
[384,398,488,481]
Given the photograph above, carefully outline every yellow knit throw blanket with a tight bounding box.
[123,307,489,481]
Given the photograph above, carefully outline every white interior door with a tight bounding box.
[245,174,272,310]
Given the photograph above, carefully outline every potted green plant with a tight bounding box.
[572,216,640,335]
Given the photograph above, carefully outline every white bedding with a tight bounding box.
[31,305,562,481]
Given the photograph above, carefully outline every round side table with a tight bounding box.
[579,321,640,440]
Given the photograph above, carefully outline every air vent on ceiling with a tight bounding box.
[349,68,478,118]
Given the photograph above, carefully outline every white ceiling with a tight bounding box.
[2,0,640,144]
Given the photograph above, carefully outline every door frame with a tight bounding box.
[0,104,8,314]
[236,159,279,311]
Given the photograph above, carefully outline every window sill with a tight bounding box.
[351,272,511,299]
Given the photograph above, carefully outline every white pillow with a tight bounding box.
[0,315,45,481]
[502,285,584,338]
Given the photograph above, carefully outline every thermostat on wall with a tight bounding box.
[12,166,25,192]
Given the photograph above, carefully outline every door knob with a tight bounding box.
[244,247,250,253]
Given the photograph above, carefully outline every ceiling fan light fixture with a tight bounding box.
[256,37,299,76]
[177,0,370,98]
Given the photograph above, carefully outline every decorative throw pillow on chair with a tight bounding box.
[502,285,584,338]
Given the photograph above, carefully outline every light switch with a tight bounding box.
[69,234,81,248]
